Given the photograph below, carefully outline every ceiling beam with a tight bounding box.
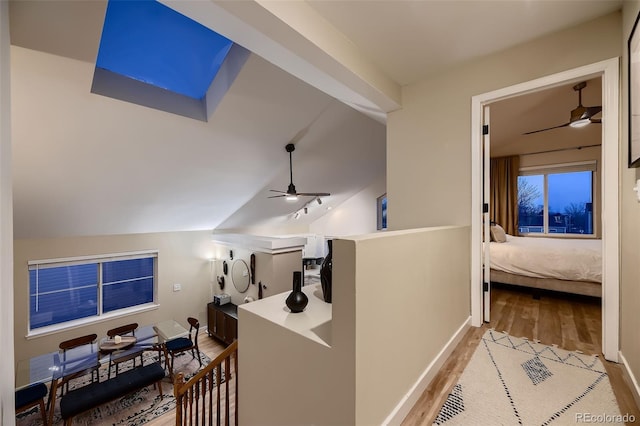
[159,0,401,123]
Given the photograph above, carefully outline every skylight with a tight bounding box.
[91,0,247,121]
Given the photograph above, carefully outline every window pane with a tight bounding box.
[102,258,155,313]
[381,196,387,229]
[103,278,154,312]
[548,171,593,235]
[29,264,98,329]
[29,263,97,294]
[377,194,387,230]
[518,175,544,233]
[103,258,154,283]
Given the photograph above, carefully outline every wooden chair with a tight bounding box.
[16,382,48,425]
[48,333,100,412]
[165,317,202,377]
[59,333,100,392]
[106,322,144,379]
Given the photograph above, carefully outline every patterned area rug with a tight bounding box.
[17,350,211,425]
[434,329,623,425]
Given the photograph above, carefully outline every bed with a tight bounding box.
[488,232,602,297]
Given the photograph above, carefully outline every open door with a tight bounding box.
[482,105,491,322]
[471,59,618,359]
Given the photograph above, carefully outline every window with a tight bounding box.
[29,251,157,331]
[377,194,387,230]
[518,162,595,235]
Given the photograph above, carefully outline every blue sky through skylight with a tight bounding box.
[96,0,233,100]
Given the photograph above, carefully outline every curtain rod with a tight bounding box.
[518,143,601,157]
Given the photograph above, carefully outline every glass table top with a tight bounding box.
[15,321,185,388]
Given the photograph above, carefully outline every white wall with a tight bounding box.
[387,12,621,232]
[211,242,302,304]
[351,226,470,424]
[218,170,387,239]
[0,1,15,422]
[310,171,386,237]
[238,226,470,425]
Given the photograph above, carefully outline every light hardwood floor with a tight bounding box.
[401,284,640,425]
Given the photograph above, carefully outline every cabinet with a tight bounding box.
[207,302,238,345]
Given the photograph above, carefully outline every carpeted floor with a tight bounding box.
[434,329,624,425]
[17,350,211,426]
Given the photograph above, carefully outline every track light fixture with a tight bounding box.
[289,197,329,220]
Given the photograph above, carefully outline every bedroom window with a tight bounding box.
[377,194,387,230]
[518,162,595,236]
[28,251,158,333]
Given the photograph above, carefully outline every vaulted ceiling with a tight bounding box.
[8,0,621,239]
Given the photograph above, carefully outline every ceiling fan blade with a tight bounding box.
[268,194,287,198]
[524,83,602,136]
[523,122,570,135]
[296,192,331,197]
[585,106,602,118]
[269,189,287,193]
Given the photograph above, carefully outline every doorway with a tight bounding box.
[470,58,620,361]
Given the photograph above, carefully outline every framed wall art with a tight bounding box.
[628,10,640,167]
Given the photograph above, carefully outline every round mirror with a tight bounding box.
[231,259,251,293]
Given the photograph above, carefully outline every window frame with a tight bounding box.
[27,250,159,337]
[518,161,597,238]
[377,193,387,230]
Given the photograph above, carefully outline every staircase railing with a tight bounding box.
[173,340,238,426]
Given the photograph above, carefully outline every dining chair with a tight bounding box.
[59,333,100,388]
[48,333,100,411]
[15,382,48,425]
[106,322,144,379]
[165,317,202,376]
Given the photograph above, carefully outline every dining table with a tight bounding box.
[15,320,189,389]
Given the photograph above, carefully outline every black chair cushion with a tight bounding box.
[15,382,47,409]
[60,362,165,419]
[165,337,193,352]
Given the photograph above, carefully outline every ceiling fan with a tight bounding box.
[523,81,602,135]
[268,143,330,201]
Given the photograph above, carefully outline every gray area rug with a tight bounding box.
[17,350,211,425]
[434,329,623,425]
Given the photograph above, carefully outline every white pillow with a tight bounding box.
[490,224,507,243]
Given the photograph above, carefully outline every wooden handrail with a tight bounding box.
[174,340,238,426]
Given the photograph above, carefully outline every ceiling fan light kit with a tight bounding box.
[570,118,591,128]
[523,81,602,135]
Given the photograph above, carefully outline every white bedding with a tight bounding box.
[489,235,602,283]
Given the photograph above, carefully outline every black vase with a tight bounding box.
[320,240,333,303]
[285,271,308,313]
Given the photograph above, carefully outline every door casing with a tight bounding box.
[470,58,620,362]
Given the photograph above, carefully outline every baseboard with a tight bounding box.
[382,316,472,426]
[619,351,640,411]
